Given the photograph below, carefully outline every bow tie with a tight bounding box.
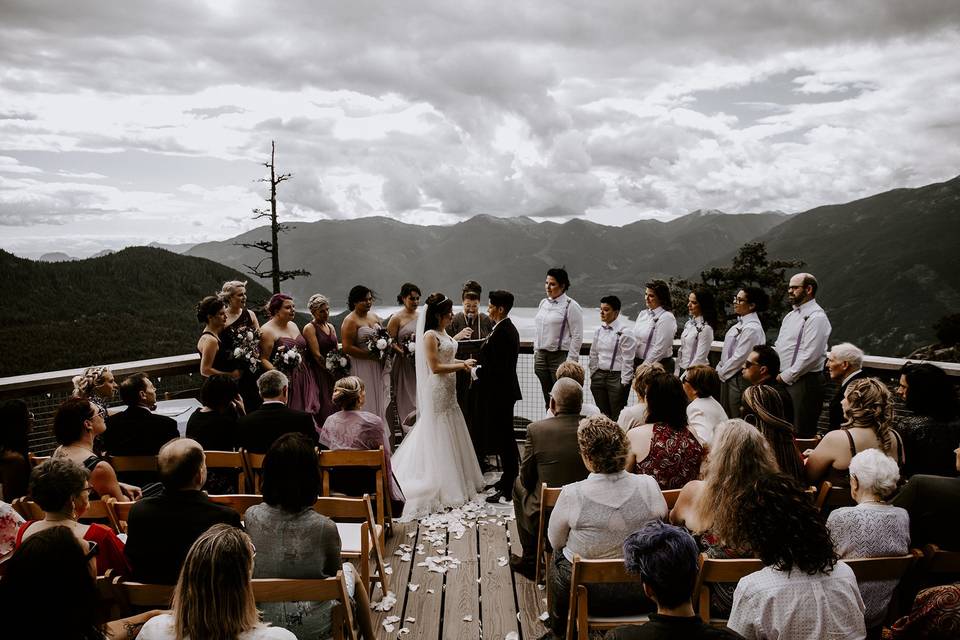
[550,298,560,304]
[601,325,614,331]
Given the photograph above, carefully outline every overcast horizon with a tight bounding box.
[2,1,959,259]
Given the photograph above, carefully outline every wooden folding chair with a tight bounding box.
[693,553,765,626]
[203,450,247,492]
[535,483,563,585]
[12,497,117,533]
[103,497,136,534]
[107,455,158,474]
[565,555,649,640]
[314,495,389,599]
[28,454,50,468]
[845,551,922,625]
[661,489,682,509]
[240,449,266,493]
[815,480,855,512]
[208,493,264,518]
[319,447,393,539]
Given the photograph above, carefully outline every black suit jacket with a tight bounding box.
[237,402,317,453]
[124,489,242,583]
[475,317,522,402]
[104,406,179,455]
[892,474,960,551]
[827,370,869,430]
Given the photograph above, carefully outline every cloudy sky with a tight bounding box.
[1,1,958,258]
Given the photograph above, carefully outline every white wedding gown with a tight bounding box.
[392,330,484,518]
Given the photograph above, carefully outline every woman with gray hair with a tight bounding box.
[544,415,666,638]
[302,293,337,426]
[827,448,910,630]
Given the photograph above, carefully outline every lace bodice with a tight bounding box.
[428,330,458,413]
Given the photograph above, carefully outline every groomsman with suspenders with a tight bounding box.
[533,268,583,411]
[775,273,832,438]
[588,295,636,420]
[630,279,678,374]
[717,286,768,418]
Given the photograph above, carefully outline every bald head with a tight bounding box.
[550,377,583,415]
[788,272,818,305]
[158,438,205,491]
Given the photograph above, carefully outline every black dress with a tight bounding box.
[219,310,263,411]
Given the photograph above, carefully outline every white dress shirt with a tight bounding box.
[630,307,677,364]
[588,316,637,386]
[774,299,832,385]
[533,293,583,360]
[677,316,714,369]
[686,396,728,447]
[716,312,765,382]
[728,562,866,640]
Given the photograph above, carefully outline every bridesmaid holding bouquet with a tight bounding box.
[218,280,262,411]
[259,294,322,425]
[387,283,420,433]
[340,285,390,426]
[302,293,338,427]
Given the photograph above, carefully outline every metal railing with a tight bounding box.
[3,341,958,455]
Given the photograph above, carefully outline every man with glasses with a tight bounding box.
[774,273,832,438]
[742,345,794,422]
[716,287,768,418]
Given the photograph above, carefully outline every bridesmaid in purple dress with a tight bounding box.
[303,293,338,428]
[340,285,389,426]
[258,293,322,425]
[387,283,420,433]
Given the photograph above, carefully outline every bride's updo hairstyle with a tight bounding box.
[332,376,364,410]
[424,293,453,332]
[347,285,375,311]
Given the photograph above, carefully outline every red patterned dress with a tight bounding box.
[635,422,704,489]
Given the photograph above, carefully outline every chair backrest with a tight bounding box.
[240,449,266,493]
[28,454,50,468]
[922,544,960,575]
[815,481,855,512]
[845,551,922,582]
[108,455,158,473]
[318,447,390,531]
[11,496,38,520]
[535,484,564,584]
[661,489,682,509]
[12,497,116,531]
[207,494,264,517]
[693,554,765,622]
[104,498,137,534]
[203,450,247,492]
[112,577,174,608]
[567,556,645,640]
[795,436,821,451]
[313,494,375,524]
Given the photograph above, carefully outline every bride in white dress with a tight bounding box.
[392,293,485,518]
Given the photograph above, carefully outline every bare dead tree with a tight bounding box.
[234,140,310,294]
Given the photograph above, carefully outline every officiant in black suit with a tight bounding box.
[473,289,522,503]
[447,281,496,466]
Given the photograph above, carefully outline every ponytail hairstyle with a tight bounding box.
[332,376,364,411]
[842,377,895,453]
[424,293,453,332]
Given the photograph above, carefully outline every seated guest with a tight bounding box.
[740,345,794,422]
[806,377,904,487]
[52,397,141,501]
[16,458,130,575]
[103,372,178,455]
[626,373,704,489]
[318,376,405,515]
[825,342,867,431]
[0,500,24,560]
[72,365,118,417]
[511,378,590,579]
[0,398,32,501]
[670,419,779,618]
[0,526,163,639]
[607,522,742,640]
[827,449,910,629]
[124,438,241,584]
[892,443,960,550]
[186,374,243,451]
[884,582,960,639]
[246,433,374,640]
[896,362,960,478]
[238,370,317,453]
[617,363,664,431]
[682,365,727,447]
[727,473,866,640]
[545,416,665,638]
[135,524,296,640]
[547,361,601,417]
[741,385,805,481]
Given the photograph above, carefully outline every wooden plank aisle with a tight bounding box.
[478,518,519,640]
[402,523,448,640]
[508,517,548,640]
[442,524,480,640]
[372,520,417,634]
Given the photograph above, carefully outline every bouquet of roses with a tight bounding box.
[365,326,393,361]
[231,328,261,373]
[271,343,303,374]
[398,333,416,358]
[325,348,351,378]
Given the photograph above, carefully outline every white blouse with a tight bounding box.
[630,307,677,364]
[533,293,583,358]
[677,316,713,369]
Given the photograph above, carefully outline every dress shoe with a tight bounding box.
[485,490,511,504]
[509,554,536,580]
[483,482,499,491]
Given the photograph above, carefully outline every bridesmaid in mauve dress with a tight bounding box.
[219,280,262,411]
[303,293,338,427]
[387,283,420,432]
[341,285,389,426]
[258,294,323,425]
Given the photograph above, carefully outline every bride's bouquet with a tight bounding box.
[231,328,261,373]
[271,343,303,374]
[325,348,351,378]
[398,334,416,358]
[365,326,394,361]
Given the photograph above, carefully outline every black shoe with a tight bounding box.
[510,554,536,580]
[483,482,499,491]
[485,490,510,504]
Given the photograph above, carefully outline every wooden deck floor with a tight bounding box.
[369,501,548,640]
